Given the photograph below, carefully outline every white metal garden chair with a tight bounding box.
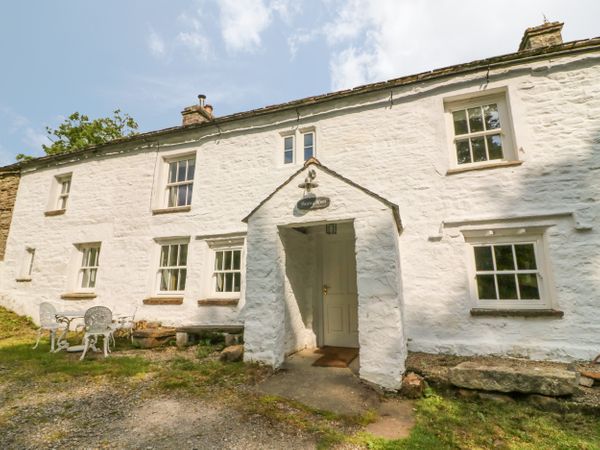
[33,302,66,352]
[110,306,137,347]
[80,306,113,360]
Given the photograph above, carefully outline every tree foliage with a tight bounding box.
[16,110,138,161]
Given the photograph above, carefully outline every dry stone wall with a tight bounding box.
[0,171,20,261]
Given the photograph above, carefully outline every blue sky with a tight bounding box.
[1,0,599,165]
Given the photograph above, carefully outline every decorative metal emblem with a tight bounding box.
[296,168,330,210]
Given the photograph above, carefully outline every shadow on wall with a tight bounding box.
[280,227,317,355]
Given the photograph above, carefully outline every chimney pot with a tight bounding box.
[518,21,564,52]
[198,94,206,107]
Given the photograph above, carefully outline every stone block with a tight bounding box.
[220,344,244,362]
[132,328,176,349]
[176,332,189,349]
[449,361,579,396]
[400,372,426,398]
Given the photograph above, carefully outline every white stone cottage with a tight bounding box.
[0,22,598,389]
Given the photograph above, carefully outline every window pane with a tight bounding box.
[81,269,89,289]
[169,245,178,267]
[304,133,313,147]
[168,162,177,183]
[59,196,67,210]
[494,245,515,270]
[81,248,88,267]
[224,251,232,270]
[168,186,177,207]
[187,184,193,206]
[216,251,224,270]
[89,268,97,288]
[177,185,187,206]
[483,104,500,130]
[456,139,471,164]
[515,244,536,270]
[160,246,168,267]
[233,250,241,270]
[471,137,487,162]
[284,150,294,164]
[284,136,293,150]
[518,274,540,299]
[177,160,187,182]
[179,244,188,266]
[160,269,168,291]
[452,110,468,135]
[225,273,233,292]
[187,159,195,181]
[90,248,98,266]
[304,146,313,161]
[169,269,178,291]
[476,275,497,299]
[215,273,224,292]
[178,269,187,291]
[468,107,484,132]
[474,246,494,271]
[487,134,503,160]
[234,273,241,292]
[497,274,518,299]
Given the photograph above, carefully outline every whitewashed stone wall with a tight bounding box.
[243,164,406,389]
[0,50,598,374]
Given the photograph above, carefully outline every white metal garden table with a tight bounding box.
[54,310,86,352]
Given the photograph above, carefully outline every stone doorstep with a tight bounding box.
[449,361,579,396]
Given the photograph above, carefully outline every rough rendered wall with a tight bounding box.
[0,171,20,261]
[0,50,599,364]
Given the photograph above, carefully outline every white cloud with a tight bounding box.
[23,128,51,153]
[218,0,273,52]
[176,10,212,60]
[148,29,166,58]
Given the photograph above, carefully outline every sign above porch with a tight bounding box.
[296,196,330,210]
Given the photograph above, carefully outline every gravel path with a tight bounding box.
[0,377,316,449]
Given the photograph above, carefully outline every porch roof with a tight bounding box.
[242,158,403,234]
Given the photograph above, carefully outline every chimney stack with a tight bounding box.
[181,94,214,126]
[518,21,564,52]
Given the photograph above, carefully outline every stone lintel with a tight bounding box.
[60,292,97,300]
[470,308,564,318]
[152,206,192,215]
[143,297,184,305]
[197,298,239,306]
[44,209,66,217]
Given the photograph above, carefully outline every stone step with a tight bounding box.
[449,361,579,396]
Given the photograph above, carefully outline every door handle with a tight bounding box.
[322,284,329,296]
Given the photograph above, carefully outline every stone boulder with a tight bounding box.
[132,327,176,349]
[400,372,426,398]
[449,361,579,396]
[220,344,244,362]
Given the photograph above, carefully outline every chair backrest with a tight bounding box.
[84,306,113,333]
[39,302,57,327]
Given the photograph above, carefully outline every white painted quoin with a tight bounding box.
[1,24,599,389]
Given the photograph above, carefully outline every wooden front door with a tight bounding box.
[322,231,359,348]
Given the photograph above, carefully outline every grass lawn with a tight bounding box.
[1,305,599,449]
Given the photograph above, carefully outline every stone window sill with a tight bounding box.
[143,297,184,305]
[470,308,564,318]
[152,206,191,215]
[197,298,240,306]
[15,277,32,283]
[61,292,97,300]
[446,160,523,175]
[44,209,66,217]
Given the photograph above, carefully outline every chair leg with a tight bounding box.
[32,328,42,349]
[80,335,90,361]
[103,335,109,358]
[50,330,56,352]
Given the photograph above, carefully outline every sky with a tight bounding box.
[1,0,599,166]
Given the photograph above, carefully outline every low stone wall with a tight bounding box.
[0,170,20,261]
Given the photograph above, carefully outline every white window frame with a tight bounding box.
[163,155,195,209]
[445,93,516,169]
[463,228,554,310]
[47,173,72,212]
[302,130,316,161]
[280,128,317,166]
[77,243,101,292]
[211,247,243,297]
[156,239,189,295]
